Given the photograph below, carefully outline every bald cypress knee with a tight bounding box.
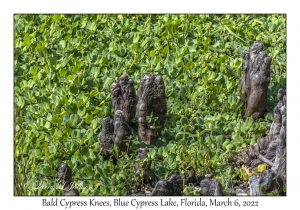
[239,42,272,119]
[137,74,167,145]
[98,117,114,159]
[110,74,138,123]
[57,163,79,196]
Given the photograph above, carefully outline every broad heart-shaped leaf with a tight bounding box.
[77,106,86,117]
[67,114,79,127]
[69,85,78,95]
[85,114,93,124]
[215,135,224,147]
[77,99,84,108]
[91,142,99,150]
[72,62,82,74]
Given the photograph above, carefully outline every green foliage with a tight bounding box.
[183,184,201,196]
[14,14,286,195]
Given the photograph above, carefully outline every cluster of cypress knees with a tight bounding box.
[57,42,286,196]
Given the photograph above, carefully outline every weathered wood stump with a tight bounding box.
[249,89,286,169]
[239,42,272,119]
[134,148,155,184]
[110,74,138,123]
[249,169,280,196]
[137,74,167,145]
[151,174,183,196]
[272,95,286,184]
[57,163,79,196]
[239,88,286,195]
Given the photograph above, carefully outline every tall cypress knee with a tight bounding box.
[137,74,167,145]
[239,42,272,119]
[110,74,138,123]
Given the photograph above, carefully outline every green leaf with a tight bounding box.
[148,50,156,57]
[133,33,140,43]
[224,26,247,43]
[254,19,263,24]
[78,106,86,117]
[51,114,63,125]
[102,77,114,90]
[163,45,169,55]
[225,144,233,151]
[45,113,52,129]
[91,142,99,150]
[89,22,97,31]
[59,40,66,49]
[73,149,80,158]
[72,62,82,74]
[204,37,211,46]
[89,89,98,98]
[85,115,93,124]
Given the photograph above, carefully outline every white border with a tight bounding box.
[2,0,299,209]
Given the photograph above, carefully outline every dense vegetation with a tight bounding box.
[14,14,286,195]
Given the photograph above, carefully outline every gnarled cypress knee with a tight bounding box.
[110,74,138,123]
[98,117,114,159]
[113,110,135,153]
[239,42,272,119]
[151,174,183,196]
[137,74,167,145]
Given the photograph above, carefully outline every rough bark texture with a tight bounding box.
[137,74,167,145]
[98,117,114,159]
[110,74,138,123]
[57,163,79,196]
[113,110,135,153]
[249,169,281,196]
[272,95,286,185]
[249,89,286,171]
[239,42,272,119]
[151,174,183,196]
[99,75,137,158]
[200,179,223,196]
[134,148,155,184]
[236,88,286,195]
[98,111,135,157]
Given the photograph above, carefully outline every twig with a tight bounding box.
[251,147,274,167]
